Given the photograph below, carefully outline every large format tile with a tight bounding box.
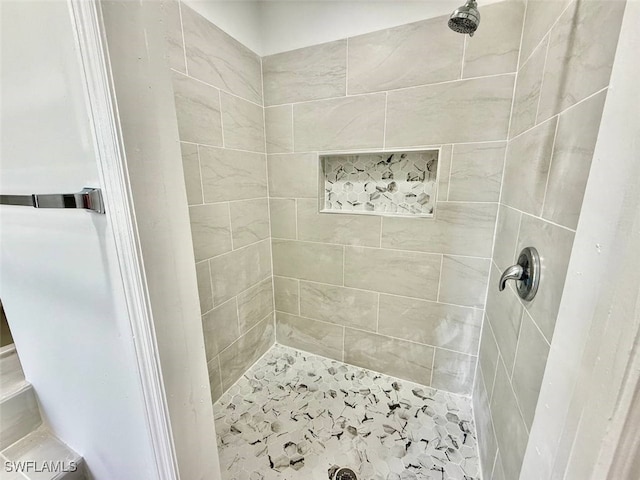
[172,71,223,146]
[510,37,547,138]
[478,317,500,394]
[448,142,506,202]
[462,0,525,78]
[493,451,507,480]
[378,294,482,354]
[344,247,440,300]
[237,277,274,334]
[490,360,529,480]
[0,386,41,450]
[220,92,265,153]
[297,199,381,247]
[473,372,498,480]
[439,255,490,308]
[381,202,498,257]
[195,261,213,314]
[347,16,463,94]
[300,281,377,331]
[485,263,524,373]
[188,203,232,261]
[432,349,476,396]
[542,90,606,229]
[516,215,575,342]
[537,0,624,121]
[273,276,299,314]
[263,40,346,105]
[493,204,521,272]
[267,153,318,198]
[180,142,202,205]
[344,329,434,385]
[265,105,293,153]
[519,0,572,63]
[209,239,272,304]
[385,75,514,146]
[511,310,550,429]
[272,239,343,285]
[219,316,274,390]
[202,298,239,360]
[269,198,296,239]
[165,0,185,72]
[181,4,262,104]
[293,94,386,151]
[229,198,270,248]
[200,147,267,202]
[276,312,343,361]
[207,356,222,402]
[501,117,557,215]
[437,144,453,201]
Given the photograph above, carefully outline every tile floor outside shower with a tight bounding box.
[213,345,481,480]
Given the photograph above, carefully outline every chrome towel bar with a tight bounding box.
[0,187,105,214]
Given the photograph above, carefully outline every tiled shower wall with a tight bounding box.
[166,2,274,402]
[473,1,626,479]
[264,1,525,396]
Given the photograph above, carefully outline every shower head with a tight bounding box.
[448,0,481,37]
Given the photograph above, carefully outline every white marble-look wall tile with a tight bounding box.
[516,215,575,342]
[542,90,606,229]
[485,264,524,373]
[207,356,222,402]
[276,312,343,361]
[180,142,202,205]
[209,239,272,305]
[263,40,346,106]
[478,315,500,394]
[344,329,434,386]
[439,255,490,308]
[272,239,343,285]
[181,3,262,104]
[188,203,232,261]
[431,349,477,395]
[519,0,572,64]
[385,75,514,146]
[509,37,547,139]
[237,277,274,334]
[0,387,42,450]
[437,144,453,201]
[501,117,557,215]
[219,316,274,390]
[273,276,299,314]
[299,281,377,331]
[293,94,386,151]
[537,0,624,121]
[462,0,525,78]
[347,16,463,94]
[265,105,293,153]
[268,198,296,239]
[345,247,441,301]
[267,153,318,198]
[171,71,223,146]
[165,0,186,73]
[297,199,381,247]
[378,294,482,354]
[220,92,265,153]
[511,310,550,429]
[490,359,529,480]
[473,371,498,480]
[493,204,521,272]
[381,202,498,257]
[229,198,270,248]
[199,147,267,202]
[202,298,239,360]
[448,142,506,202]
[195,261,213,314]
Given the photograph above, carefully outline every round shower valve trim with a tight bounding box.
[498,247,540,301]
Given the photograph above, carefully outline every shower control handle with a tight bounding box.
[498,264,524,291]
[498,247,541,301]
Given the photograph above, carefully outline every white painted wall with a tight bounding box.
[520,2,640,479]
[184,0,504,56]
[0,1,159,478]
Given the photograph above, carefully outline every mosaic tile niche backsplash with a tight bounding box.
[321,150,439,217]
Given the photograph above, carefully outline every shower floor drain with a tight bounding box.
[335,467,358,480]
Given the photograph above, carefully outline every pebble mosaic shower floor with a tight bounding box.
[213,345,481,480]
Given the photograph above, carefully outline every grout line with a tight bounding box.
[382,92,388,148]
[194,144,205,206]
[430,348,436,386]
[345,37,349,96]
[534,35,552,125]
[460,35,466,79]
[218,89,226,148]
[297,279,301,315]
[206,260,215,310]
[342,246,346,286]
[540,114,560,215]
[509,309,526,380]
[489,353,500,403]
[436,254,444,302]
[177,1,188,76]
[342,326,346,362]
[290,103,295,152]
[447,145,454,201]
[216,355,223,399]
[226,202,235,250]
[294,199,298,240]
[490,448,500,480]
[375,293,381,333]
[234,297,242,334]
[512,212,523,266]
[180,140,266,156]
[200,273,272,319]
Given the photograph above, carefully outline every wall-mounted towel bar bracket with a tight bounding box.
[0,187,105,214]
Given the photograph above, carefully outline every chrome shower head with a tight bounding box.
[448,0,481,37]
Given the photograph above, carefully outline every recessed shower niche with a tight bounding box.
[320,150,439,217]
